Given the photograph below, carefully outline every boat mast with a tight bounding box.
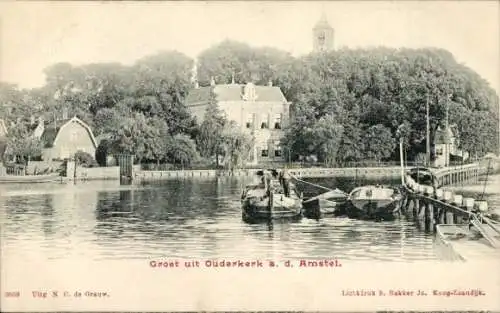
[399,138,405,185]
[445,97,450,167]
[426,94,431,167]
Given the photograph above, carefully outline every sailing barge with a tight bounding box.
[241,170,303,223]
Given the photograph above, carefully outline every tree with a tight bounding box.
[311,115,344,166]
[196,87,227,164]
[4,122,43,169]
[363,124,396,162]
[280,47,498,163]
[197,40,294,86]
[95,139,111,167]
[455,110,498,158]
[167,134,199,168]
[108,112,169,163]
[221,122,254,170]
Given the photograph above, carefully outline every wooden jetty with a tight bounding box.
[400,163,487,232]
[400,163,500,261]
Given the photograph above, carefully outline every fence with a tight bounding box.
[139,160,479,172]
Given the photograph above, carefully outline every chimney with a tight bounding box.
[231,73,235,84]
[268,80,273,87]
[210,77,215,86]
[62,108,68,120]
[194,80,199,89]
[30,115,35,125]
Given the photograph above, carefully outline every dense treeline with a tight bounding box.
[197,42,499,164]
[1,40,498,168]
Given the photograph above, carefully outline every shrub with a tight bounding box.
[74,151,98,168]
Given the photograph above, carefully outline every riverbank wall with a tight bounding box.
[62,162,487,184]
[134,166,404,181]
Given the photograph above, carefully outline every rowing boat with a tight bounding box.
[406,167,438,187]
[434,217,500,262]
[0,173,61,184]
[347,185,403,220]
[302,188,348,219]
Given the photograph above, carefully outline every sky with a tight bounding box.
[0,1,499,94]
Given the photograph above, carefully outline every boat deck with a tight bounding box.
[437,224,500,261]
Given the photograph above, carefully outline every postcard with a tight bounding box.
[0,1,499,312]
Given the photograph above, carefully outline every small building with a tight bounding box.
[433,126,454,167]
[34,116,98,161]
[433,125,468,167]
[186,81,291,164]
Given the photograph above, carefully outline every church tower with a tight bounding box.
[313,13,334,52]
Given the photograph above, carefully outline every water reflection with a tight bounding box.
[3,176,497,262]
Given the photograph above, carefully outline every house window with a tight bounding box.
[261,149,269,157]
[261,114,268,129]
[274,140,282,157]
[245,114,253,129]
[274,114,282,129]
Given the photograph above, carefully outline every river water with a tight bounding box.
[1,175,499,262]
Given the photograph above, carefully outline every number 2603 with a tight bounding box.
[5,291,20,297]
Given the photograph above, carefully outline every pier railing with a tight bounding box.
[401,162,489,232]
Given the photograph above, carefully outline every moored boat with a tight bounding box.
[434,217,500,262]
[347,185,403,220]
[241,171,303,223]
[406,167,438,187]
[302,188,348,219]
[0,173,61,184]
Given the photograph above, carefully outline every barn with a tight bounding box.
[36,116,98,161]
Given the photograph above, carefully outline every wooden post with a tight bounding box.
[418,200,426,220]
[445,210,454,224]
[406,196,414,214]
[426,202,434,231]
[438,207,445,224]
[401,196,408,213]
[413,198,419,217]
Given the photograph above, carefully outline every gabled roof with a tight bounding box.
[40,117,98,149]
[434,126,454,144]
[186,84,288,106]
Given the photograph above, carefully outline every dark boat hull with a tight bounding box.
[347,198,402,220]
[347,185,403,221]
[302,198,348,219]
[241,197,302,224]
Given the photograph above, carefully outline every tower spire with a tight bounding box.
[312,9,334,52]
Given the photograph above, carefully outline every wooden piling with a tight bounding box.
[438,207,445,224]
[418,201,426,220]
[445,210,454,224]
[426,202,434,230]
[406,196,414,215]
